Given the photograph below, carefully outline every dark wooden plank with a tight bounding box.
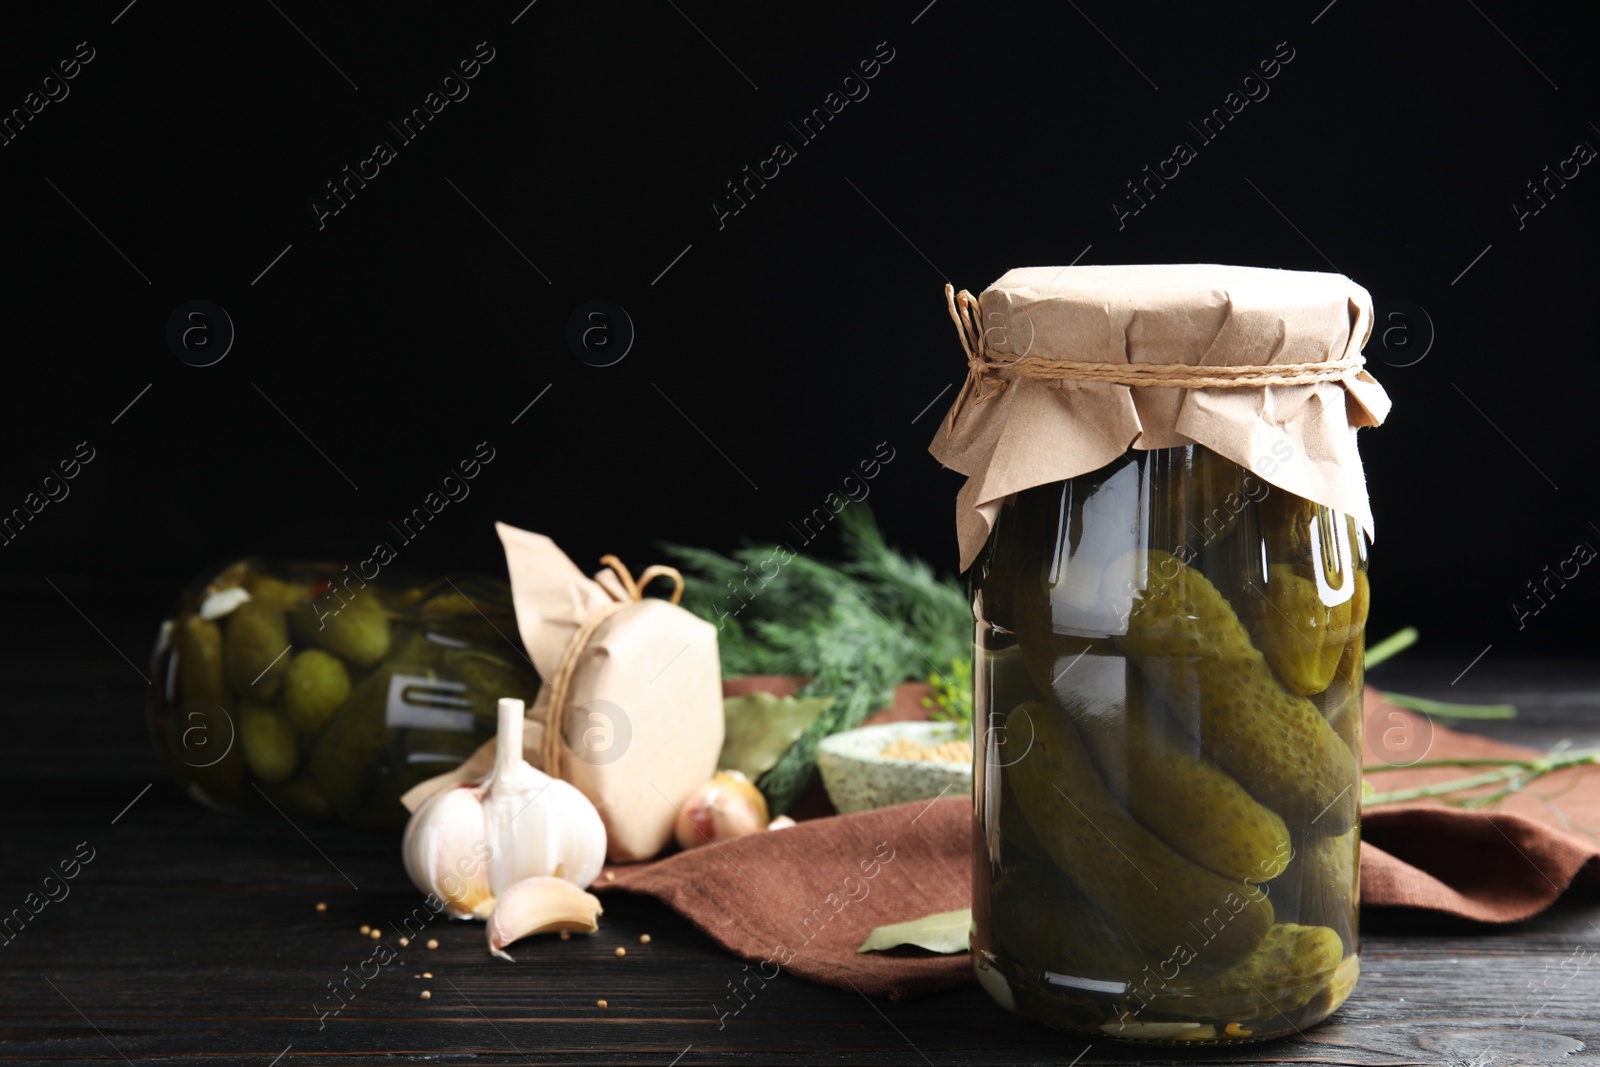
[4,659,1600,1065]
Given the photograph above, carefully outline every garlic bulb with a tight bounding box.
[674,770,771,849]
[402,698,608,925]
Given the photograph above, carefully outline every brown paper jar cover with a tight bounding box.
[930,264,1392,570]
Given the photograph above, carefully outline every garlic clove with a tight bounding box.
[767,815,796,831]
[402,783,494,919]
[486,876,604,961]
[674,770,771,850]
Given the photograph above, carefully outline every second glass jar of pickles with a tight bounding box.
[148,558,541,827]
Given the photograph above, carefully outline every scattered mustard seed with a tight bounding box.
[359,925,371,935]
[614,947,626,958]
[420,990,432,1000]
[399,937,410,947]
[604,871,615,882]
[427,938,439,949]
[422,972,432,978]
[597,999,608,1008]
[369,929,382,940]
[639,934,651,945]
[315,902,328,913]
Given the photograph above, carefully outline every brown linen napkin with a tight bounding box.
[601,794,973,1000]
[596,682,1600,999]
[1360,688,1600,921]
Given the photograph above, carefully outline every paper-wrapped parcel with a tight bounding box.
[403,523,723,862]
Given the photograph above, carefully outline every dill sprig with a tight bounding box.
[1364,745,1600,808]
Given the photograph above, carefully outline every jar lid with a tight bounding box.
[929,264,1391,570]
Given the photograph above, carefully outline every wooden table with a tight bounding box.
[4,655,1598,1065]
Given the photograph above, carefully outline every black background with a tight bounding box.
[2,0,1597,683]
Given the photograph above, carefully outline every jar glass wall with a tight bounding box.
[971,446,1366,1044]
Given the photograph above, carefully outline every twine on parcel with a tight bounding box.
[540,554,684,782]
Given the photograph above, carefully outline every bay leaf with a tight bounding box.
[856,908,972,954]
[718,692,832,780]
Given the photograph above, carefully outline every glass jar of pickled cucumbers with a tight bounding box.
[970,448,1367,1043]
[147,558,541,828]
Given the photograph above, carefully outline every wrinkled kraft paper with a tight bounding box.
[929,265,1393,570]
[402,523,724,862]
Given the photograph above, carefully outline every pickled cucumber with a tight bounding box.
[224,601,290,698]
[1347,567,1369,641]
[174,615,245,803]
[1288,830,1358,951]
[1304,953,1360,1021]
[240,704,298,784]
[1074,684,1292,883]
[1323,568,1367,756]
[450,649,537,715]
[1332,569,1370,687]
[176,615,229,708]
[995,859,1343,1022]
[1317,658,1365,761]
[308,672,389,812]
[1247,564,1353,696]
[282,649,351,735]
[999,770,1045,861]
[384,627,455,671]
[991,858,1146,979]
[417,590,479,615]
[1329,681,1362,760]
[245,574,312,604]
[1005,701,1274,967]
[1133,922,1343,1022]
[291,595,391,666]
[1117,552,1359,835]
[1263,494,1321,567]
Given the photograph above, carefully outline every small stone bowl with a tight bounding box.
[816,721,973,815]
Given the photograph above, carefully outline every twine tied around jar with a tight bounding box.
[541,554,684,780]
[944,284,1368,435]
